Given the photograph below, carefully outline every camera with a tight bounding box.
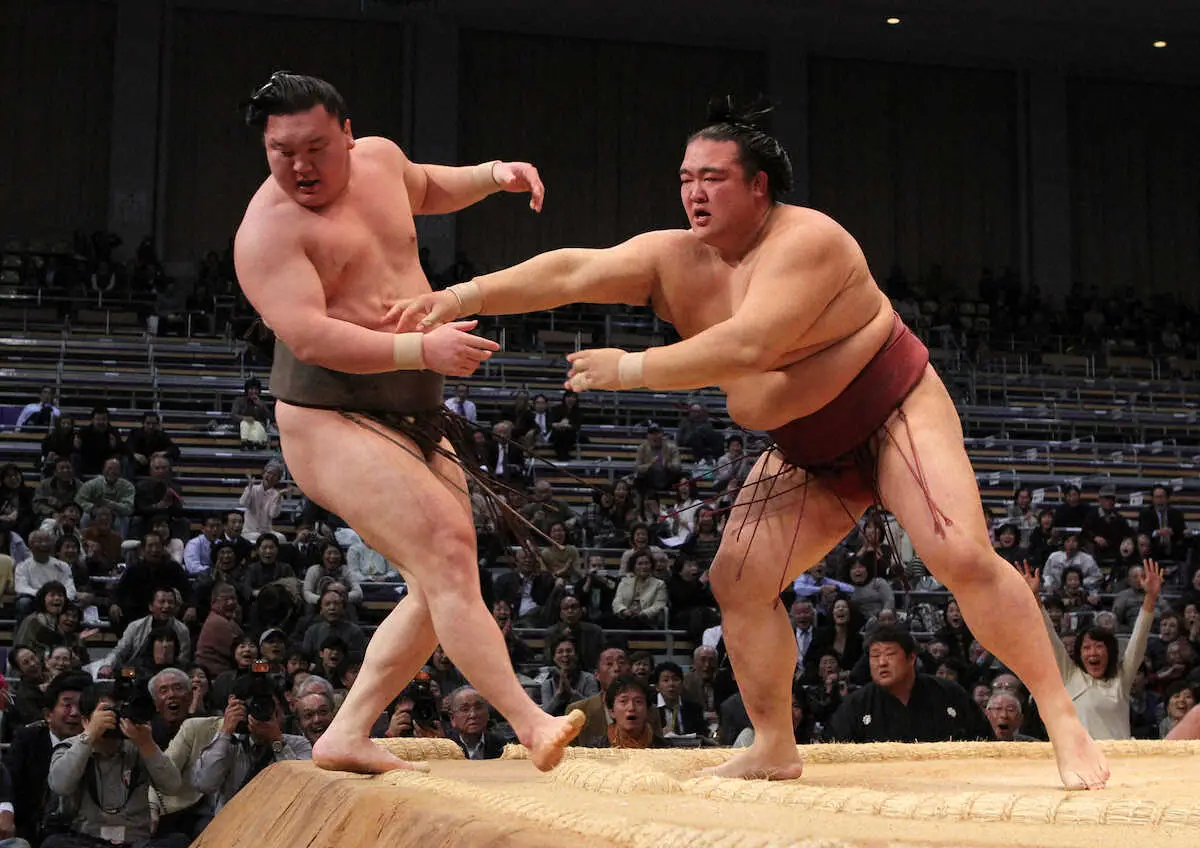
[233,659,281,734]
[406,671,441,729]
[106,667,156,738]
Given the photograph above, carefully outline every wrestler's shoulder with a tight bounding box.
[770,205,856,245]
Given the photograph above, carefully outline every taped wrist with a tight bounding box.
[393,333,426,370]
[447,280,484,316]
[475,160,502,193]
[618,352,646,389]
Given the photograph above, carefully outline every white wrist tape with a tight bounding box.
[618,352,646,389]
[393,333,426,370]
[447,280,484,317]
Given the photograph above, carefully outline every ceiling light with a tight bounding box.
[886,16,901,25]
[1153,40,1167,48]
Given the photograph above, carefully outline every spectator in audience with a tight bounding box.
[1111,563,1171,632]
[425,645,468,699]
[676,403,724,466]
[575,553,618,626]
[683,645,728,736]
[191,674,311,813]
[1160,681,1196,739]
[809,598,865,672]
[491,600,533,667]
[38,503,83,557]
[0,465,35,540]
[243,534,296,599]
[221,511,255,565]
[38,416,76,479]
[33,460,80,521]
[301,543,362,609]
[15,386,60,433]
[1129,663,1160,739]
[826,625,992,743]
[652,661,705,736]
[578,675,668,749]
[154,709,222,841]
[194,585,244,680]
[8,648,47,728]
[1027,562,1157,740]
[4,671,90,844]
[1082,485,1132,574]
[444,383,477,423]
[1111,537,1142,591]
[613,552,668,628]
[13,581,69,657]
[629,652,654,686]
[633,423,681,494]
[132,456,185,539]
[300,590,366,659]
[936,598,974,661]
[1042,533,1103,592]
[14,530,74,623]
[111,532,194,628]
[619,523,664,573]
[849,513,899,581]
[45,644,78,684]
[667,556,716,640]
[658,477,702,544]
[567,648,632,742]
[194,540,251,616]
[847,559,894,619]
[445,687,504,760]
[1138,485,1188,562]
[506,390,532,441]
[101,587,191,677]
[540,521,582,583]
[680,507,722,570]
[75,458,134,532]
[521,393,554,450]
[494,547,555,626]
[543,594,602,671]
[75,407,129,478]
[792,558,853,601]
[1055,566,1100,613]
[520,480,579,537]
[1025,507,1061,567]
[541,638,599,716]
[714,434,754,492]
[985,691,1036,742]
[1005,487,1039,548]
[44,680,185,848]
[790,600,818,672]
[1053,485,1089,530]
[547,390,583,461]
[1148,637,1193,696]
[126,412,181,478]
[294,684,335,746]
[182,514,223,577]
[481,419,526,487]
[231,378,271,450]
[80,505,122,568]
[149,667,196,749]
[239,461,290,542]
[311,637,348,691]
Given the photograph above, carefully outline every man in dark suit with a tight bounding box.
[493,548,555,626]
[3,672,90,843]
[652,662,706,736]
[1082,484,1133,575]
[484,421,526,487]
[1137,485,1188,562]
[543,594,604,672]
[443,687,506,760]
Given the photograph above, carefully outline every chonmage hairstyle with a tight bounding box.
[244,72,348,133]
[688,95,793,202]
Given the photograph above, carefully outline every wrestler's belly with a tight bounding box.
[722,300,895,431]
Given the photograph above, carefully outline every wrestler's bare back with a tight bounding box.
[647,205,893,431]
[238,137,431,333]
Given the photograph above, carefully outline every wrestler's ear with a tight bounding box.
[342,118,355,148]
[749,169,768,199]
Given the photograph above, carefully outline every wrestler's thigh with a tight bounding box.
[712,450,864,600]
[276,403,474,570]
[874,365,992,569]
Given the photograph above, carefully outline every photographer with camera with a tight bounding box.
[190,662,311,813]
[43,677,186,848]
[383,677,444,739]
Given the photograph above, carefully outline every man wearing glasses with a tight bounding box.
[445,687,506,760]
[234,72,583,775]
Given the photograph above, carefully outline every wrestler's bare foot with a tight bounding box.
[1047,718,1109,790]
[523,709,586,772]
[700,741,805,781]
[313,730,429,774]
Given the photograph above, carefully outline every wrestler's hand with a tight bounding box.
[493,161,546,212]
[421,320,500,377]
[387,290,461,333]
[565,348,626,392]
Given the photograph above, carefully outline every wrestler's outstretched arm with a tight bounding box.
[235,218,498,376]
[387,231,672,329]
[402,147,546,214]
[566,227,847,393]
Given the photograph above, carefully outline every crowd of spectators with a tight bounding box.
[2,257,1200,844]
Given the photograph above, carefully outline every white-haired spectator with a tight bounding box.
[985,691,1036,742]
[149,667,195,749]
[14,530,75,623]
[238,460,293,542]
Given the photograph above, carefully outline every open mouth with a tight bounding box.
[297,179,319,192]
[693,209,711,226]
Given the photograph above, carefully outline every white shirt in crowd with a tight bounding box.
[445,397,477,422]
[15,556,77,599]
